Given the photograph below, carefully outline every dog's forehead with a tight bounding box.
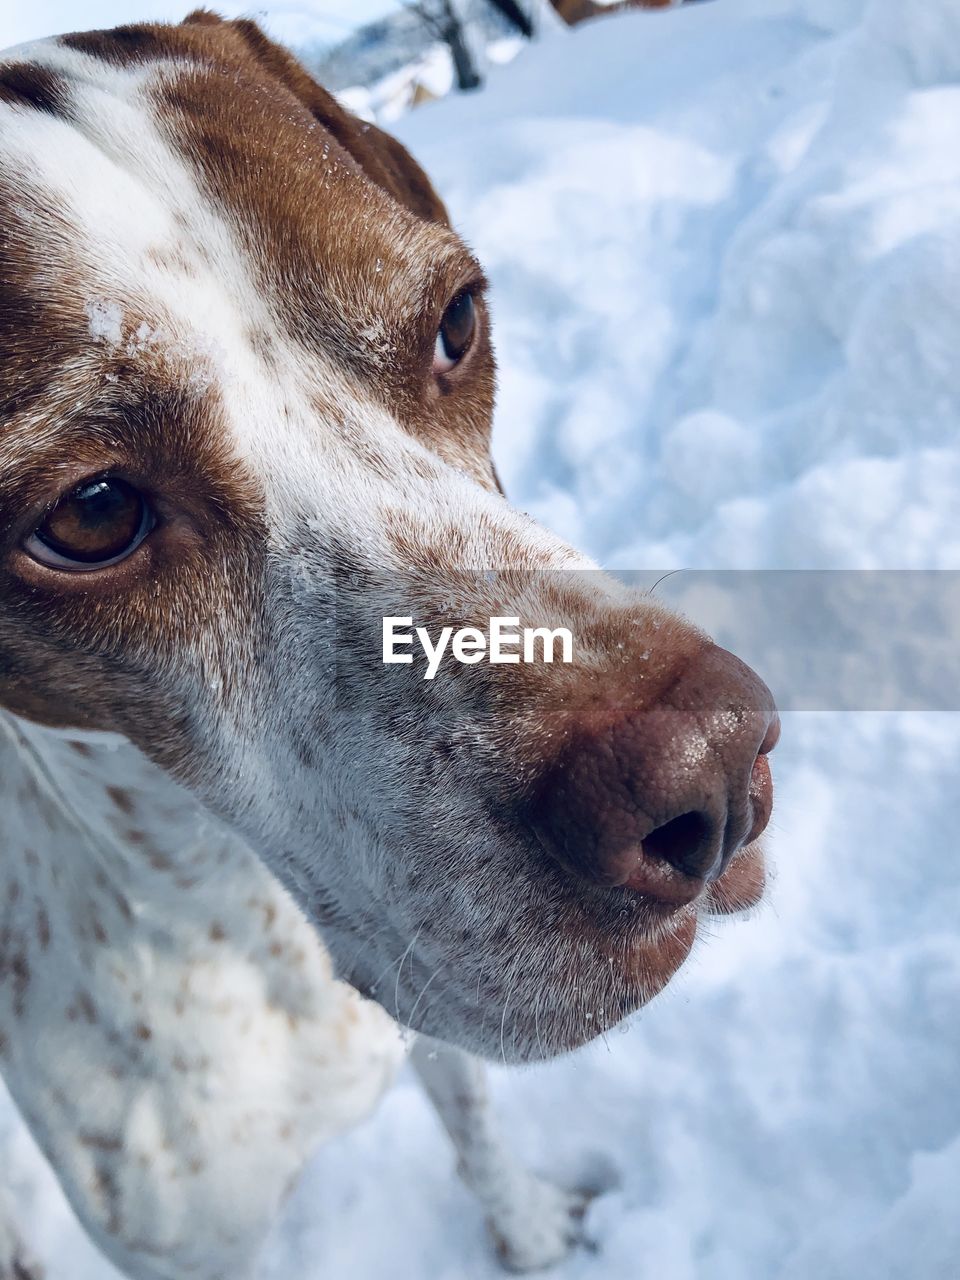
[0,28,467,424]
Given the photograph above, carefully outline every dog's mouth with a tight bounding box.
[486,831,767,1052]
[314,824,767,1064]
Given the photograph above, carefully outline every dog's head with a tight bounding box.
[0,13,777,1061]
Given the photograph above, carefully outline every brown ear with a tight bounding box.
[182,10,451,228]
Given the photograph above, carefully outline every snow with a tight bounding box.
[83,299,125,349]
[3,0,959,1276]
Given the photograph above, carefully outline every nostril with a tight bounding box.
[642,811,716,879]
[526,643,778,904]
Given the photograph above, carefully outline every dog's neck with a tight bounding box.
[0,706,342,1067]
[0,710,255,965]
[0,708,396,1273]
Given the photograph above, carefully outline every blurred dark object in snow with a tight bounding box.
[304,0,524,94]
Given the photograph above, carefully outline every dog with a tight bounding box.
[0,12,779,1279]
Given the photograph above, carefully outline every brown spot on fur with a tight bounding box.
[77,991,98,1024]
[36,905,51,949]
[106,785,135,815]
[11,953,31,1016]
[145,244,198,278]
[113,891,135,922]
[91,1163,123,1236]
[80,1131,123,1153]
[245,326,277,369]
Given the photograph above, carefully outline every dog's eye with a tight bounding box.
[25,478,154,571]
[433,290,476,374]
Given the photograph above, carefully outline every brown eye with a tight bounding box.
[25,478,153,572]
[433,290,477,374]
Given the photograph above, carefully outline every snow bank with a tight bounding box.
[3,2,958,1277]
[399,0,960,572]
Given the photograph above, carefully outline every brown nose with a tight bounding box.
[527,644,779,907]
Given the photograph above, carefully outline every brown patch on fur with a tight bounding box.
[60,24,171,65]
[179,11,450,226]
[0,63,71,115]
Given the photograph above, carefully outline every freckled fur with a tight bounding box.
[0,14,768,1279]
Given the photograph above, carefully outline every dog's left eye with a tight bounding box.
[433,290,476,374]
[24,478,154,572]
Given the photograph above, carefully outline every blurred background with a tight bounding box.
[1,2,959,1278]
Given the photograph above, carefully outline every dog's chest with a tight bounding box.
[0,717,404,1276]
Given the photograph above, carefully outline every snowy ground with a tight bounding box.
[2,1,959,1277]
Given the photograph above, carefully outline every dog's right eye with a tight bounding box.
[433,289,477,374]
[24,477,155,571]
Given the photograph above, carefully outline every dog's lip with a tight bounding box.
[759,713,781,756]
[745,752,774,846]
[620,855,704,910]
[703,839,767,916]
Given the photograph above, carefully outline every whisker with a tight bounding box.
[406,964,444,1029]
[533,988,546,1062]
[339,920,396,989]
[362,922,424,1006]
[498,956,524,1066]
[648,568,687,595]
[393,924,424,1021]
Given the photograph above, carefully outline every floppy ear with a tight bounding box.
[182,10,451,228]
